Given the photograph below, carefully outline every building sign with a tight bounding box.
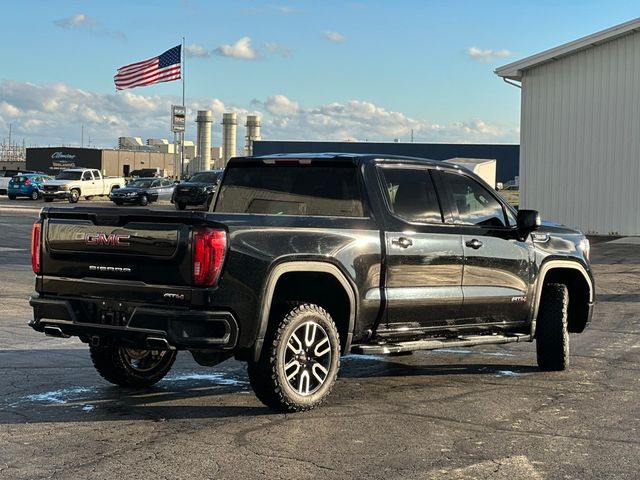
[171,105,186,132]
[26,147,102,176]
[51,152,77,160]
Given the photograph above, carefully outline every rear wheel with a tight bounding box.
[89,345,177,387]
[30,190,40,200]
[175,201,186,210]
[247,303,340,412]
[536,283,570,371]
[8,194,16,200]
[68,189,80,203]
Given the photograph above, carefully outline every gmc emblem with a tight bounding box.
[85,233,131,247]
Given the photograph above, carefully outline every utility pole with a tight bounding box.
[81,124,84,148]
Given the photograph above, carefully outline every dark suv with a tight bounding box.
[171,169,224,210]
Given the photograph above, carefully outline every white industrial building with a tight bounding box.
[496,17,640,236]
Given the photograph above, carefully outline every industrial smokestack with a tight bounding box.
[221,112,237,166]
[244,115,262,156]
[196,110,212,171]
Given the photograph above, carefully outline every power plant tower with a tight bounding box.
[244,115,262,156]
[196,110,212,171]
[221,112,237,165]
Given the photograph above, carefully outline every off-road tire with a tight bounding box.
[89,345,177,387]
[536,283,570,371]
[68,189,80,203]
[30,190,40,200]
[139,194,149,206]
[8,194,16,200]
[175,201,186,210]
[247,303,341,412]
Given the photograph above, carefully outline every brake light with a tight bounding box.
[24,178,32,186]
[193,228,227,286]
[31,221,42,274]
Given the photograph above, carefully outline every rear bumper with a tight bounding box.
[29,295,238,350]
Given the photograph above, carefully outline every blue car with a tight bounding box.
[8,173,53,200]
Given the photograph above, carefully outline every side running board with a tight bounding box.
[350,333,532,355]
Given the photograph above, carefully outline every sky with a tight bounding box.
[1,0,639,149]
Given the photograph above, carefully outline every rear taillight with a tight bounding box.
[193,228,227,286]
[31,221,42,274]
[24,178,32,186]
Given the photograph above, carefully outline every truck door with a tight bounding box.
[437,170,533,325]
[377,163,464,330]
[81,170,96,195]
[92,170,104,194]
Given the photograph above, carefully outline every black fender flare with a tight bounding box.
[530,259,594,336]
[252,261,357,361]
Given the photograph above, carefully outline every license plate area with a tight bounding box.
[97,301,131,326]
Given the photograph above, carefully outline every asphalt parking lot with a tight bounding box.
[0,197,639,479]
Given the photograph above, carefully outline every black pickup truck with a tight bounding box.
[29,153,594,412]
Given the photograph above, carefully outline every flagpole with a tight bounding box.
[181,36,186,179]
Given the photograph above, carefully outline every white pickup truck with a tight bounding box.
[42,168,125,203]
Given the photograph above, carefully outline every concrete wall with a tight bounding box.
[521,30,640,235]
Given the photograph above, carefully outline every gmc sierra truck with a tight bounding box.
[29,153,594,412]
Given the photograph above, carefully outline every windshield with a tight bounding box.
[56,171,82,180]
[127,179,154,188]
[189,172,221,184]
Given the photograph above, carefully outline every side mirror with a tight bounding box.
[516,209,541,240]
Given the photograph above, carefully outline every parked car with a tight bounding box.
[109,178,175,206]
[171,169,224,210]
[7,173,54,200]
[42,168,125,203]
[29,153,594,412]
[128,168,165,179]
[0,170,37,195]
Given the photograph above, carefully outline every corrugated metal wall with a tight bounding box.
[521,31,640,235]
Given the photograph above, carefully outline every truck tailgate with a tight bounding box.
[40,207,221,287]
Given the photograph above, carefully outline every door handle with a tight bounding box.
[391,237,413,249]
[465,239,483,249]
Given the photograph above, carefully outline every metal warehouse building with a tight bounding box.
[496,18,640,236]
[26,147,177,178]
[253,141,519,184]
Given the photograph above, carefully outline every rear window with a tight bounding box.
[11,176,27,184]
[214,165,365,217]
[189,172,222,184]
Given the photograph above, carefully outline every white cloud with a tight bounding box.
[214,37,259,60]
[0,80,518,148]
[465,46,512,63]
[53,12,125,39]
[262,95,299,116]
[264,42,292,57]
[323,31,346,43]
[54,13,94,29]
[185,43,210,58]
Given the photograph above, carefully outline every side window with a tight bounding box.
[92,170,101,179]
[152,180,161,187]
[443,172,507,227]
[378,166,443,224]
[82,171,92,181]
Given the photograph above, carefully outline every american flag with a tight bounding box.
[114,45,181,91]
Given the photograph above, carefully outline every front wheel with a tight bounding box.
[536,283,570,371]
[247,303,341,412]
[175,201,186,210]
[68,189,80,203]
[44,197,54,202]
[89,345,177,387]
[139,194,148,206]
